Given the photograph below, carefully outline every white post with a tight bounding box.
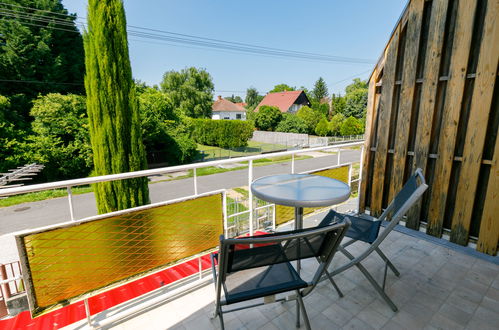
[291,154,295,174]
[84,298,91,327]
[272,204,276,231]
[223,191,228,237]
[358,145,365,212]
[193,168,198,195]
[348,163,353,186]
[67,186,75,221]
[337,148,341,166]
[198,257,203,280]
[248,160,254,235]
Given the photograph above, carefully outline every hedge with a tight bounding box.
[191,119,254,148]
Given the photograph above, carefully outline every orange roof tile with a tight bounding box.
[212,97,246,112]
[255,90,305,112]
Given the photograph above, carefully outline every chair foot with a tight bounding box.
[325,270,344,297]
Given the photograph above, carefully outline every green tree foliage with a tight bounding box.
[328,113,345,136]
[137,87,196,165]
[254,105,282,131]
[314,118,329,136]
[340,116,364,136]
[28,93,92,180]
[190,119,254,148]
[225,94,243,103]
[296,106,324,134]
[84,0,149,214]
[311,101,330,118]
[311,77,329,102]
[0,95,26,173]
[0,0,85,100]
[160,67,214,118]
[275,113,308,134]
[343,78,368,118]
[269,84,295,93]
[331,93,346,115]
[245,87,263,110]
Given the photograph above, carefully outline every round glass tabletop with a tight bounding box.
[251,174,351,208]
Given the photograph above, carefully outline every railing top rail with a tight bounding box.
[0,141,363,197]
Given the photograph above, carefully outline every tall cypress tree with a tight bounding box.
[83,0,149,213]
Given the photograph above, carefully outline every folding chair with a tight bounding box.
[211,220,350,330]
[319,168,428,312]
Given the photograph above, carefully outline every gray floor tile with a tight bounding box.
[342,317,375,330]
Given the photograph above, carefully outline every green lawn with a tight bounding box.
[197,141,288,161]
[0,186,93,208]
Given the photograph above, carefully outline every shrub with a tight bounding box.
[254,105,282,131]
[314,118,329,136]
[275,114,308,133]
[329,113,345,136]
[340,116,364,136]
[191,119,254,148]
[297,106,325,134]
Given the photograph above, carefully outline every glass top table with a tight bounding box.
[251,173,351,230]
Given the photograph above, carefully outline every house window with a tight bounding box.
[224,117,230,120]
[236,114,242,119]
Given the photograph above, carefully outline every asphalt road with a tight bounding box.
[0,149,360,235]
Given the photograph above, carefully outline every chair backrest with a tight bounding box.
[216,220,350,288]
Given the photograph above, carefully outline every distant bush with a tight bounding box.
[329,113,345,136]
[314,118,329,136]
[340,116,364,136]
[297,106,325,134]
[191,119,254,148]
[275,114,308,133]
[254,105,282,131]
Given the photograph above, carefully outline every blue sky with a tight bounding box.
[63,0,407,98]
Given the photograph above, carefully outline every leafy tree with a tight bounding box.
[245,87,263,109]
[275,113,308,134]
[225,94,243,103]
[311,101,330,118]
[27,93,92,180]
[190,119,254,148]
[84,0,149,214]
[160,67,214,118]
[331,93,346,115]
[269,84,295,93]
[254,105,282,131]
[314,118,329,136]
[296,106,324,134]
[0,95,26,173]
[329,113,345,136]
[343,78,368,118]
[311,77,329,102]
[340,116,364,136]
[0,0,85,99]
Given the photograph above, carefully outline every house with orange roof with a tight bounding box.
[255,90,310,113]
[211,96,247,120]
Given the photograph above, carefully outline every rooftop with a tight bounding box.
[255,90,307,112]
[212,96,246,112]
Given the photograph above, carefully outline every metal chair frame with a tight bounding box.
[323,168,428,312]
[211,220,350,330]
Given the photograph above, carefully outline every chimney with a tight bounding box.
[218,95,222,100]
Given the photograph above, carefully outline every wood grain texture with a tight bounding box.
[426,0,476,237]
[406,0,450,229]
[477,135,499,255]
[450,0,499,245]
[370,28,400,217]
[359,67,380,212]
[389,0,425,202]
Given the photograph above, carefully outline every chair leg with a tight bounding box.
[325,270,344,297]
[340,247,398,312]
[375,247,400,277]
[295,291,311,330]
[217,308,225,330]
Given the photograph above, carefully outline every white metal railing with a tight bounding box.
[0,141,364,325]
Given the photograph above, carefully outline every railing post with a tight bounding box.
[337,148,341,166]
[291,154,295,174]
[0,264,11,299]
[84,298,91,327]
[198,257,203,280]
[193,168,198,195]
[223,191,228,237]
[67,186,75,221]
[248,160,254,235]
[272,204,276,231]
[348,164,353,186]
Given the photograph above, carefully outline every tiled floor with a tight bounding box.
[67,214,499,330]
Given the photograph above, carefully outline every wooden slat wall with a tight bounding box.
[360,0,499,255]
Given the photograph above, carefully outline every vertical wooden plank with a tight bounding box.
[389,0,425,202]
[359,67,380,212]
[450,0,499,245]
[426,0,476,237]
[406,0,450,229]
[370,28,400,217]
[477,136,499,255]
